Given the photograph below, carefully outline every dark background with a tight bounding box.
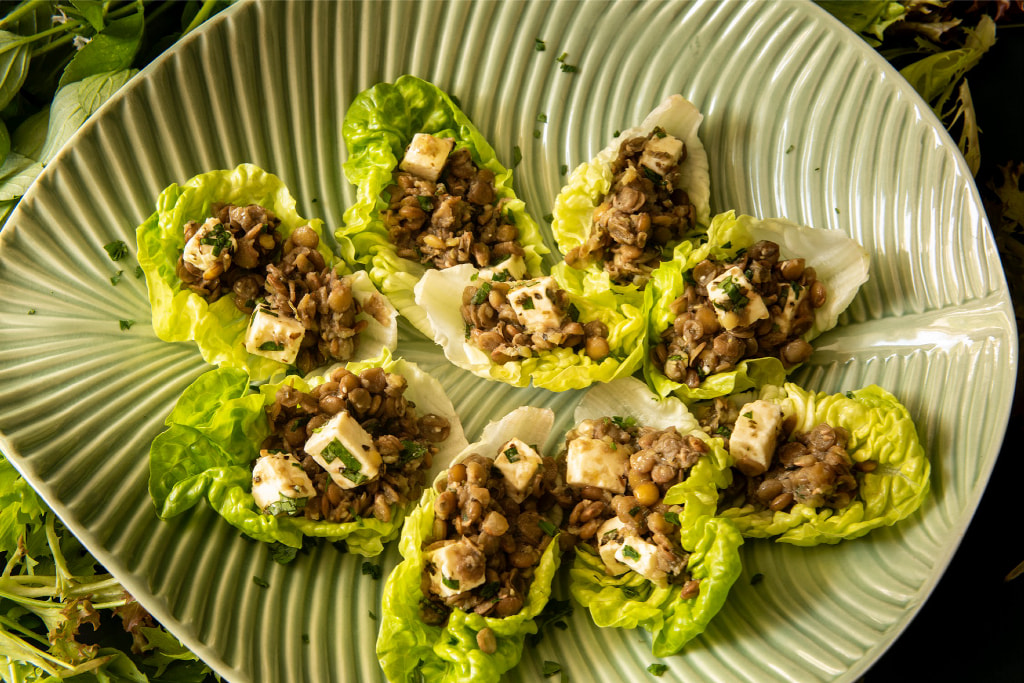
[863,28,1024,682]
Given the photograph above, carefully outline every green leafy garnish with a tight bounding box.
[361,562,382,580]
[542,660,562,677]
[648,663,669,676]
[264,496,307,517]
[538,519,558,537]
[253,576,270,589]
[471,280,493,305]
[103,239,128,261]
[321,439,368,485]
[259,341,285,352]
[118,319,135,331]
[503,445,520,463]
[622,545,641,561]
[442,575,460,591]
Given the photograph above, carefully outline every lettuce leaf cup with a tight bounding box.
[696,383,930,545]
[148,349,467,555]
[340,75,549,338]
[646,210,870,402]
[137,164,398,380]
[561,377,743,656]
[550,94,711,291]
[376,407,567,682]
[413,263,647,391]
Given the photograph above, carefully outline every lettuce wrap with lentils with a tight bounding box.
[376,407,562,683]
[148,349,467,555]
[549,94,712,291]
[563,377,743,656]
[413,263,647,391]
[136,164,398,380]
[706,383,929,545]
[645,210,870,403]
[339,75,549,337]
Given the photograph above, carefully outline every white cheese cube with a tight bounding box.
[729,400,784,476]
[494,438,544,503]
[304,411,383,490]
[615,534,670,587]
[565,436,629,494]
[480,253,527,282]
[639,134,685,177]
[706,266,770,330]
[508,277,563,334]
[399,133,454,181]
[183,217,236,273]
[425,538,487,597]
[244,305,306,365]
[596,517,630,576]
[775,280,810,337]
[252,450,316,514]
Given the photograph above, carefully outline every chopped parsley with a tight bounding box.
[567,302,580,322]
[301,634,310,644]
[622,545,641,561]
[368,610,377,620]
[611,415,637,430]
[265,496,307,517]
[361,562,382,580]
[785,144,795,154]
[533,129,541,139]
[538,519,558,537]
[543,213,554,223]
[663,511,681,526]
[512,145,523,168]
[560,163,568,175]
[109,270,123,286]
[750,572,765,585]
[400,440,428,463]
[252,576,270,589]
[520,297,536,310]
[503,445,520,463]
[416,195,433,212]
[742,411,753,419]
[118,319,135,331]
[647,663,669,676]
[479,581,501,599]
[535,38,546,51]
[628,506,641,517]
[27,309,35,315]
[321,439,368,485]
[642,166,664,185]
[718,275,750,309]
[470,280,493,305]
[270,542,300,565]
[259,341,285,352]
[537,113,548,123]
[846,391,856,399]
[542,661,562,677]
[442,576,460,591]
[199,223,234,256]
[715,425,732,438]
[103,240,128,261]
[134,265,144,279]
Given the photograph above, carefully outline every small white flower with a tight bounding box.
[51,8,68,24]
[72,35,92,51]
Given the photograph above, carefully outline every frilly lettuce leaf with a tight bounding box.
[718,383,930,545]
[377,406,560,682]
[136,163,397,380]
[414,263,647,391]
[550,94,711,287]
[569,514,743,657]
[148,349,467,554]
[645,210,870,402]
[339,75,549,338]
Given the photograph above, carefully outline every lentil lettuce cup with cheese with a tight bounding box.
[561,377,744,656]
[339,75,549,337]
[136,164,398,380]
[645,210,870,403]
[694,382,930,545]
[148,349,467,555]
[376,407,570,683]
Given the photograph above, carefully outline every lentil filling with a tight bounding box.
[383,142,523,270]
[419,445,575,625]
[460,276,611,365]
[177,203,367,374]
[564,128,696,288]
[563,417,706,594]
[651,240,827,389]
[257,365,451,524]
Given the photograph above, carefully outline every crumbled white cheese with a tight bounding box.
[479,253,527,282]
[400,133,455,181]
[596,517,675,587]
[596,517,630,575]
[508,277,563,334]
[303,411,382,490]
[639,133,685,177]
[565,435,629,493]
[775,280,810,337]
[706,266,770,330]
[494,438,543,503]
[729,400,784,476]
[183,217,236,273]
[425,538,487,597]
[244,305,306,365]
[251,450,316,514]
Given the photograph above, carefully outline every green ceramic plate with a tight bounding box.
[0,1,1015,681]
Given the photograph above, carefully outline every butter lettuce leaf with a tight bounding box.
[718,383,930,545]
[550,94,711,290]
[569,514,743,657]
[414,263,647,391]
[339,75,549,338]
[136,163,396,380]
[645,210,870,402]
[148,350,467,554]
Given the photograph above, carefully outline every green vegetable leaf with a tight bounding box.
[71,0,109,33]
[0,29,32,111]
[0,151,43,201]
[41,69,137,164]
[59,6,145,88]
